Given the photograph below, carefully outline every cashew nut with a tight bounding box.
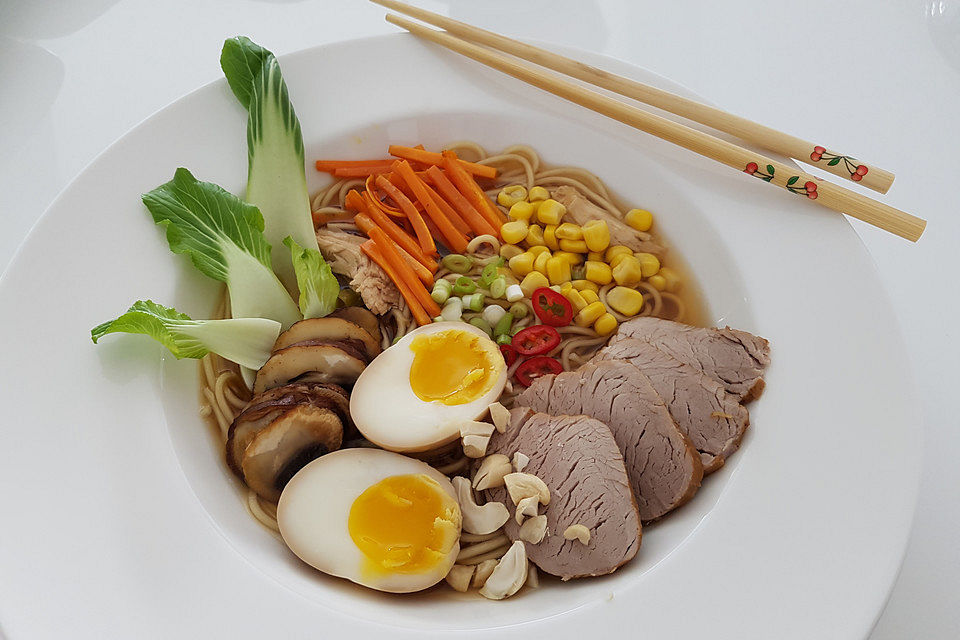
[488,402,510,433]
[473,454,512,490]
[563,524,591,545]
[504,472,551,506]
[471,558,499,588]
[514,495,540,525]
[459,420,495,438]
[519,514,547,543]
[452,476,510,534]
[479,540,528,600]
[445,564,474,592]
[512,451,530,472]
[526,561,540,588]
[462,434,491,458]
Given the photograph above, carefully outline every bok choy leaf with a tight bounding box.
[91,300,281,370]
[142,167,301,329]
[284,236,339,319]
[220,36,319,294]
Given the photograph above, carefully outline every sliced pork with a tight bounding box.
[518,360,702,522]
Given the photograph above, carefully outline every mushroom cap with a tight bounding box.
[328,307,381,344]
[253,343,366,395]
[241,405,344,503]
[273,317,381,360]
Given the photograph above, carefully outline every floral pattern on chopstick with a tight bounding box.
[810,146,869,182]
[745,162,819,199]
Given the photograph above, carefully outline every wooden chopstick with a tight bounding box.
[373,0,894,195]
[380,12,926,242]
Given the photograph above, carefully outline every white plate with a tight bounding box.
[0,34,920,639]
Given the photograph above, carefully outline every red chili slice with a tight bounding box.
[499,343,518,366]
[531,287,573,326]
[512,325,561,356]
[514,356,563,387]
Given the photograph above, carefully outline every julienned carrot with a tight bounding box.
[425,165,497,237]
[333,165,396,178]
[389,145,497,180]
[354,213,433,287]
[361,241,432,326]
[393,160,470,253]
[344,189,366,212]
[366,226,441,316]
[375,175,436,256]
[365,175,403,217]
[441,150,505,230]
[362,191,438,271]
[315,159,392,172]
[420,180,470,236]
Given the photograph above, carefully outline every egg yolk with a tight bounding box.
[408,330,502,405]
[348,474,461,575]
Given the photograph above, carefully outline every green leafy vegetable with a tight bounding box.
[284,236,339,319]
[220,36,318,293]
[142,167,301,329]
[91,300,281,370]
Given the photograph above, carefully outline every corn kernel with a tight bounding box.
[625,208,653,232]
[634,252,660,278]
[584,261,612,285]
[509,201,536,222]
[500,220,529,245]
[527,245,550,256]
[594,313,619,336]
[609,253,631,269]
[528,186,550,202]
[498,185,528,208]
[546,256,572,285]
[508,251,536,277]
[533,251,551,275]
[572,279,600,293]
[543,224,559,251]
[659,266,681,292]
[574,301,607,327]
[555,223,583,241]
[587,251,604,263]
[647,274,667,291]
[536,199,566,225]
[553,251,584,266]
[605,245,633,263]
[581,219,610,252]
[612,255,643,286]
[564,289,589,313]
[525,224,545,246]
[580,289,600,304]
[560,282,574,295]
[500,244,524,260]
[519,271,550,297]
[559,238,588,253]
[607,286,644,316]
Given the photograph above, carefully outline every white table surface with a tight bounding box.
[1,0,957,637]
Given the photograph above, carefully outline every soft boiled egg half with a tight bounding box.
[278,448,462,593]
[350,322,507,452]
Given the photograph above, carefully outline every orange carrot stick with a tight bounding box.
[362,191,438,272]
[361,241,431,326]
[366,226,441,316]
[393,160,470,253]
[440,151,504,232]
[355,213,433,286]
[344,189,366,212]
[375,175,436,256]
[332,165,396,178]
[389,145,497,180]
[420,181,470,236]
[315,159,393,172]
[425,165,497,237]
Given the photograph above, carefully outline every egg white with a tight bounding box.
[349,322,507,452]
[277,448,461,594]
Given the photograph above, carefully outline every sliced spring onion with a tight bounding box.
[496,334,513,346]
[489,276,507,299]
[479,261,502,287]
[469,317,493,337]
[441,297,463,322]
[482,304,507,327]
[462,292,484,312]
[431,279,453,304]
[453,276,477,295]
[494,311,514,338]
[442,254,474,274]
[505,283,524,302]
[509,302,528,319]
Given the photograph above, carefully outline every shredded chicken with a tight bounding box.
[550,185,666,257]
[315,227,402,315]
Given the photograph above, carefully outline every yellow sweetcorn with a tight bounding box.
[612,255,643,286]
[560,282,574,295]
[605,245,633,263]
[658,266,681,292]
[587,251,604,263]
[533,251,551,275]
[564,288,589,313]
[527,245,550,256]
[584,261,612,285]
[581,219,610,253]
[500,244,524,260]
[647,274,667,291]
[498,185,528,208]
[543,225,559,251]
[574,301,607,327]
[634,252,660,278]
[572,279,599,293]
[525,224,545,246]
[520,271,550,297]
[508,251,536,277]
[609,253,631,269]
[553,251,584,266]
[594,313,619,336]
[607,286,644,316]
[528,186,550,202]
[580,289,600,304]
[509,201,537,222]
[536,199,566,225]
[500,220,529,245]
[559,238,588,253]
[556,223,583,241]
[625,208,654,232]
[546,256,572,285]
